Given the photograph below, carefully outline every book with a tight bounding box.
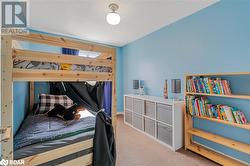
[211,106,218,118]
[210,80,217,94]
[232,111,241,124]
[220,106,227,120]
[238,112,247,124]
[224,106,235,123]
[216,105,223,120]
[203,78,211,94]
[218,79,225,94]
[208,78,214,94]
[214,80,220,94]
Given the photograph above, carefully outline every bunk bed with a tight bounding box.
[1,33,117,165]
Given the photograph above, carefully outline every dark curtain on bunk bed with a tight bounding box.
[50,48,116,166]
[103,82,112,117]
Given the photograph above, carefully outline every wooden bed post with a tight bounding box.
[1,35,13,160]
[29,82,35,111]
[111,48,117,133]
[184,76,192,150]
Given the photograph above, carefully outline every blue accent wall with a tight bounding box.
[116,47,123,112]
[13,82,29,135]
[122,0,250,163]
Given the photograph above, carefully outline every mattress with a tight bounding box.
[13,60,112,73]
[14,130,94,161]
[14,110,96,162]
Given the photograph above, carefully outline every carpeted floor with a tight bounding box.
[116,115,218,166]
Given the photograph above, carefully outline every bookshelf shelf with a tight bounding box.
[186,92,250,100]
[186,143,246,166]
[187,128,250,155]
[193,115,250,130]
[186,72,250,77]
[184,72,250,165]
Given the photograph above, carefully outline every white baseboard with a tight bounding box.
[116,112,124,115]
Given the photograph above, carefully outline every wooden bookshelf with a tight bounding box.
[193,115,250,130]
[184,72,250,165]
[186,92,250,100]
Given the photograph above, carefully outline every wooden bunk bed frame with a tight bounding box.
[1,33,117,165]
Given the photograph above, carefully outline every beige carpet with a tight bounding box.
[116,115,218,166]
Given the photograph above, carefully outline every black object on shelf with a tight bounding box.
[171,79,181,93]
[133,80,139,90]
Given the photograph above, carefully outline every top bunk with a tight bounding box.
[2,33,116,82]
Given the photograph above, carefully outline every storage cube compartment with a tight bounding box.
[125,97,133,110]
[156,103,172,125]
[157,122,172,146]
[132,113,143,130]
[125,110,132,125]
[133,99,144,114]
[145,101,155,118]
[144,117,155,136]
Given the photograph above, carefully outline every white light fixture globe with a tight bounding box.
[106,12,120,25]
[106,3,120,25]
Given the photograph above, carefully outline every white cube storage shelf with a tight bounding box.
[124,94,184,151]
[144,117,155,136]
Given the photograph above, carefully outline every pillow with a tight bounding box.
[37,94,73,114]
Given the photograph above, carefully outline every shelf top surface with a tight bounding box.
[186,92,250,100]
[193,115,250,130]
[185,71,250,77]
[124,94,184,104]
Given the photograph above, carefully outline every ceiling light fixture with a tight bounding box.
[106,3,120,25]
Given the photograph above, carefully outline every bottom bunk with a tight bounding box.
[14,110,96,166]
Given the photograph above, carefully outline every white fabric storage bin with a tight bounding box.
[132,113,143,130]
[133,99,144,114]
[125,97,133,110]
[125,110,132,125]
[156,103,172,125]
[145,101,155,118]
[144,117,155,136]
[157,122,172,146]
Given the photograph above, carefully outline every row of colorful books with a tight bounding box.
[186,77,232,95]
[186,96,248,124]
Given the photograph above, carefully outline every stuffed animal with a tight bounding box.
[46,103,85,121]
[60,64,72,70]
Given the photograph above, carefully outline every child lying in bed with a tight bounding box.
[46,103,85,121]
